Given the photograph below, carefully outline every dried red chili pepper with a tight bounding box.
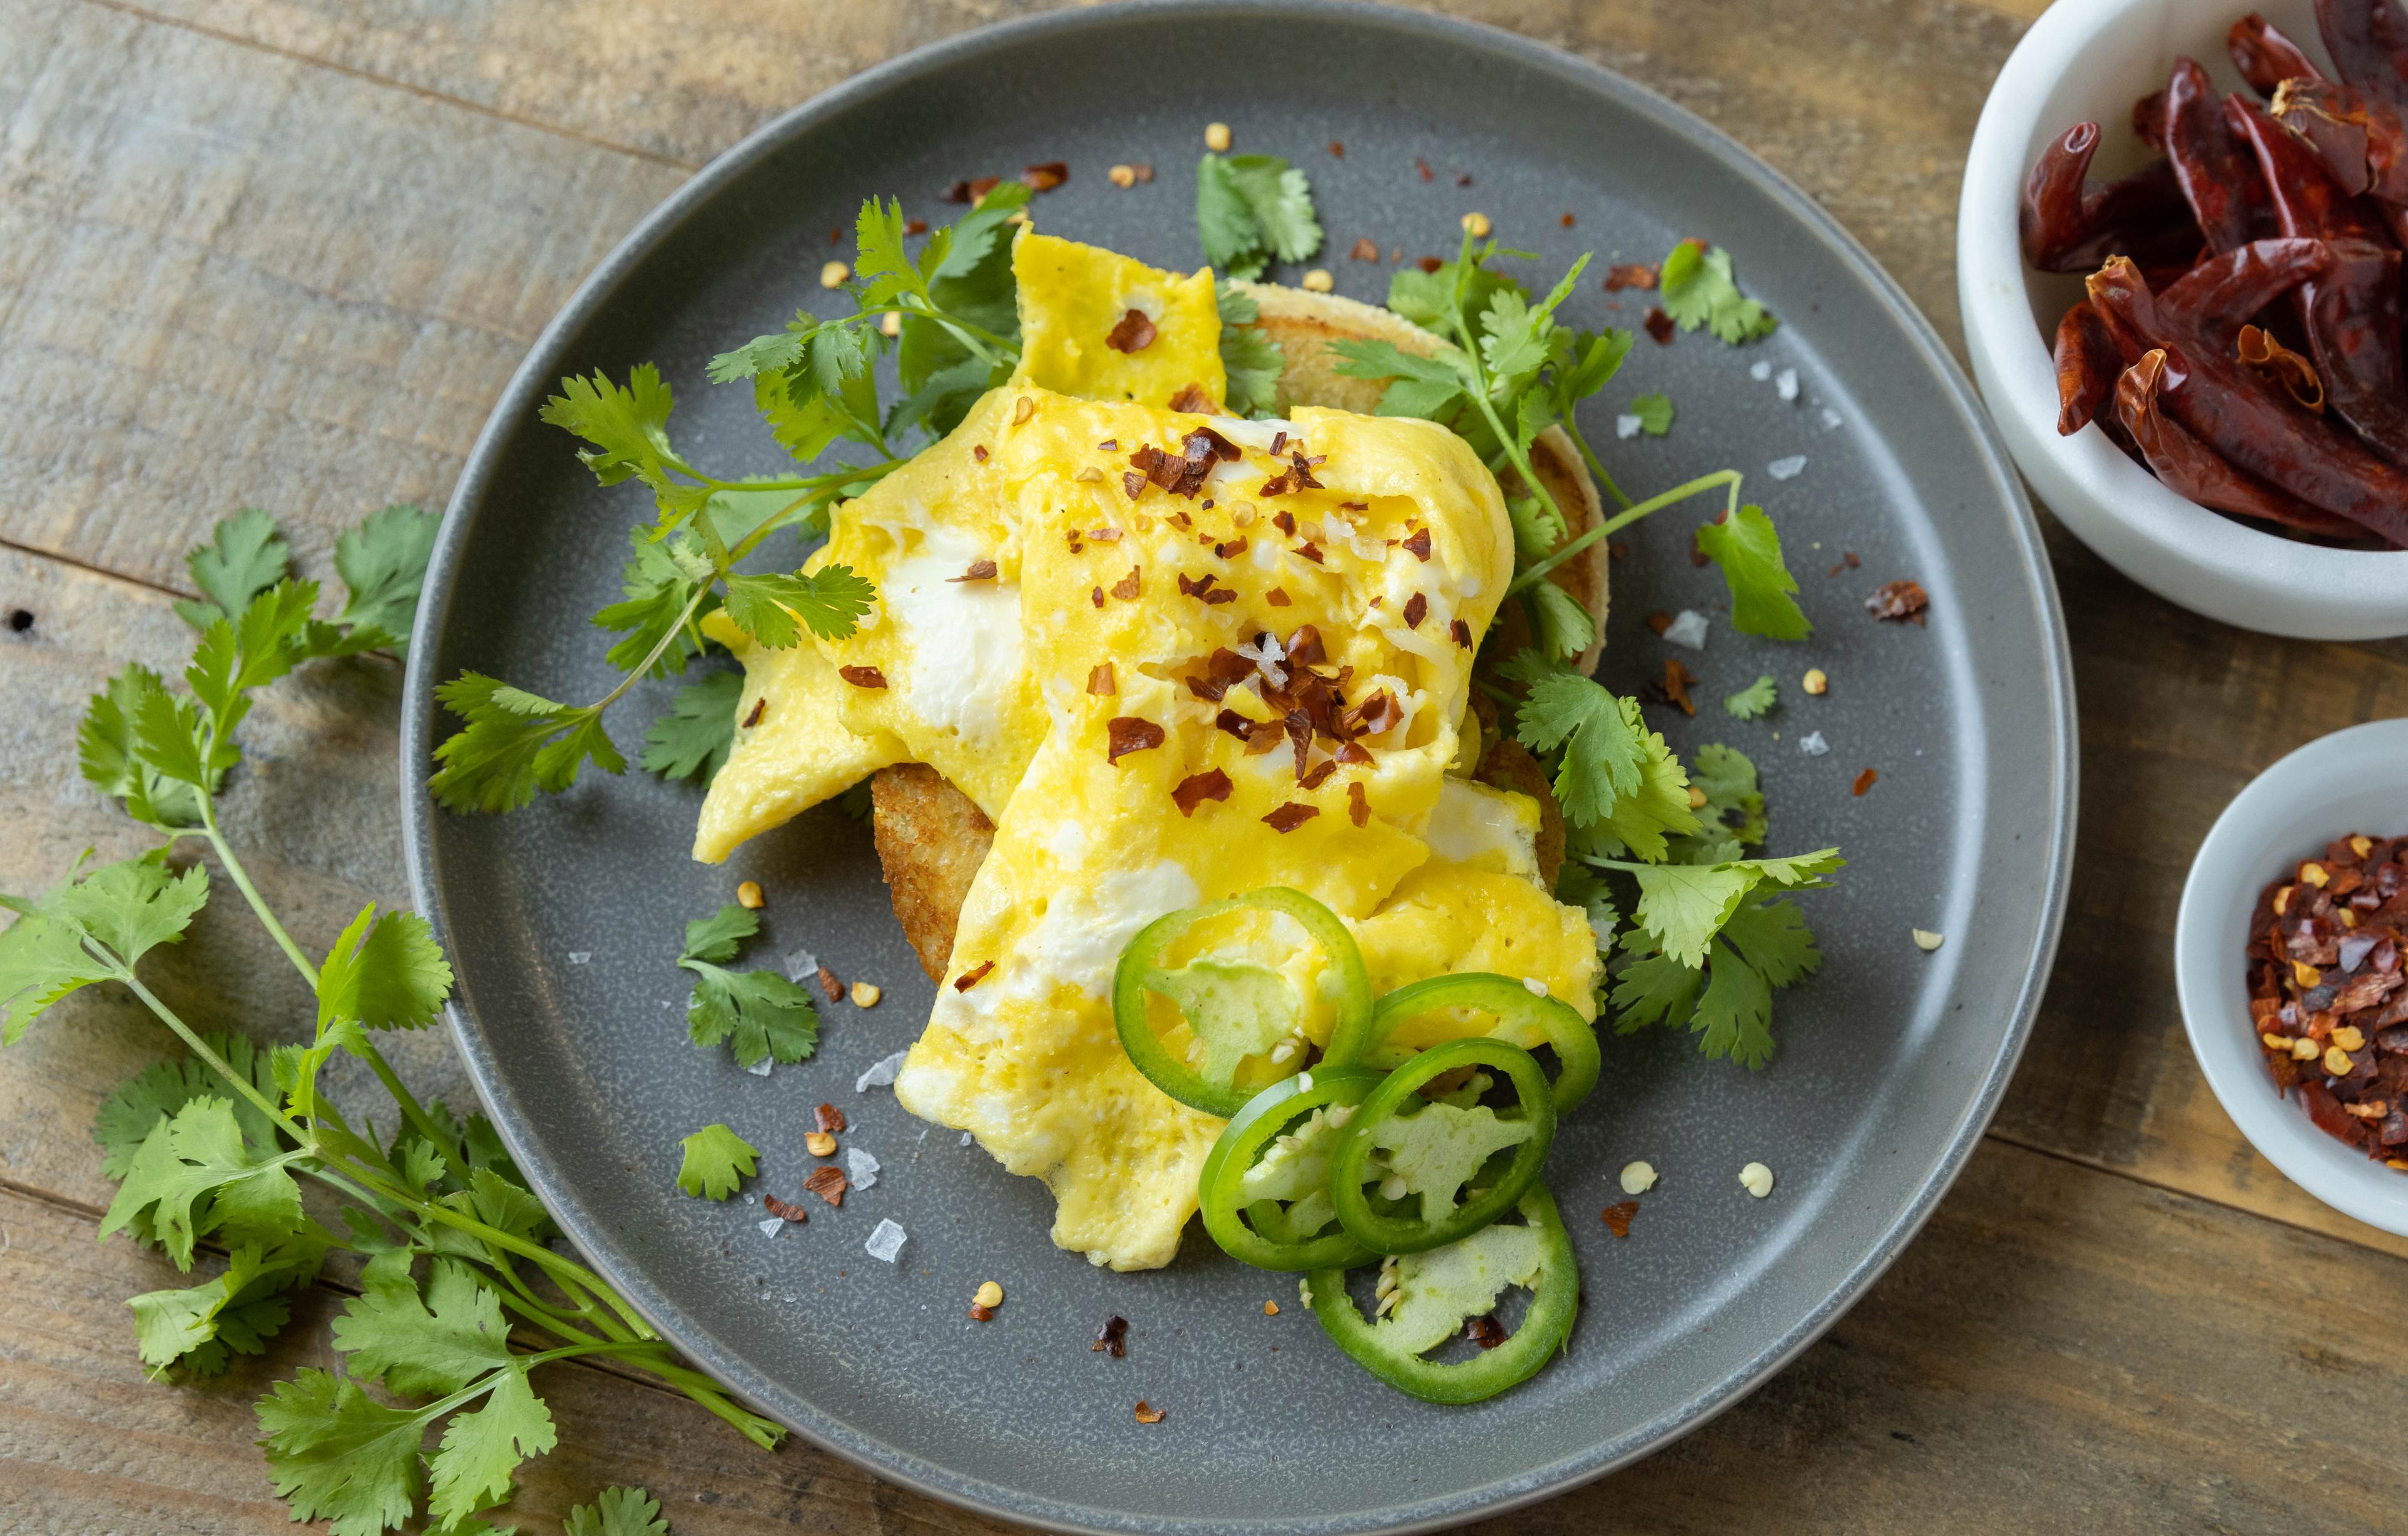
[2115,349,2367,537]
[2165,59,2277,252]
[2237,324,2328,412]
[2155,235,2331,343]
[2054,300,2122,435]
[2316,0,2408,109]
[2019,122,2200,273]
[2231,14,2323,97]
[2133,88,2170,151]
[2088,255,2408,545]
[2271,77,2408,203]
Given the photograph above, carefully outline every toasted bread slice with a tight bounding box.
[872,282,1606,980]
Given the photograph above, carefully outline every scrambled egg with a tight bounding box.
[704,228,1602,1269]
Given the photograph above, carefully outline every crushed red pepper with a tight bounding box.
[2249,833,2408,1162]
[1173,770,1233,816]
[1604,262,1659,291]
[1168,382,1214,413]
[1662,659,1698,716]
[838,665,888,689]
[802,1165,848,1206]
[1021,161,1069,192]
[1865,580,1929,623]
[815,1103,847,1134]
[948,559,999,583]
[1094,1315,1129,1355]
[1852,768,1879,797]
[1644,307,1676,344]
[954,960,994,992]
[1347,781,1371,827]
[763,1194,810,1224]
[1107,309,1157,353]
[816,965,845,1004]
[1464,1315,1508,1350]
[1106,717,1166,763]
[742,698,766,728]
[1263,803,1319,834]
[1601,1200,1637,1237]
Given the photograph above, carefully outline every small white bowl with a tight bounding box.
[2175,718,2408,1236]
[1957,0,2408,640]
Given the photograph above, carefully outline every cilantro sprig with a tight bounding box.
[7,510,784,1532]
[678,905,820,1070]
[1196,152,1324,279]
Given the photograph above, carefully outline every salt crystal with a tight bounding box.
[864,1218,907,1263]
[1616,414,1644,440]
[1749,360,1772,381]
[1776,368,1798,401]
[1768,455,1807,480]
[1799,731,1830,756]
[784,949,818,983]
[2340,934,2379,972]
[1821,408,1842,429]
[847,1147,880,1189]
[1661,609,1709,650]
[959,1131,973,1147]
[746,1058,773,1078]
[855,1050,908,1092]
[756,1217,785,1238]
[568,951,592,965]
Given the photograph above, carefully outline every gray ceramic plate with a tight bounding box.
[401,4,2075,1530]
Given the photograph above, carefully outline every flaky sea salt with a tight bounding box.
[1768,455,1807,480]
[855,1050,907,1092]
[1776,368,1798,401]
[756,1217,786,1238]
[1821,407,1842,429]
[1799,731,1830,756]
[1616,413,1644,440]
[1749,359,1772,381]
[847,1147,880,1189]
[784,949,818,984]
[864,1219,907,1263]
[959,1131,973,1147]
[568,951,592,965]
[1661,609,1709,650]
[746,1058,773,1078]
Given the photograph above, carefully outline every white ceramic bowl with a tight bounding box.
[2175,718,2408,1235]
[1958,0,2408,639]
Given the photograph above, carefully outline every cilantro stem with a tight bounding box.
[1560,417,1632,511]
[104,955,310,1141]
[1506,469,1743,597]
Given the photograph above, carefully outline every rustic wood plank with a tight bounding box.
[0,0,686,595]
[10,1140,2405,1536]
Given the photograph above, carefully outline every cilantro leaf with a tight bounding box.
[334,1257,514,1397]
[256,1367,427,1536]
[718,564,875,648]
[95,1032,288,1250]
[4,855,211,1044]
[1723,674,1778,719]
[318,904,453,1032]
[1608,947,1704,1034]
[100,1096,304,1268]
[177,509,291,630]
[1197,153,1322,277]
[566,1486,670,1536]
[1624,848,1842,968]
[1694,936,1778,1067]
[1659,240,1778,345]
[127,1236,320,1376]
[1695,505,1810,640]
[1509,670,1643,822]
[79,664,207,830]
[1720,896,1822,987]
[676,1123,758,1200]
[334,504,441,652]
[1688,743,1766,847]
[429,675,624,814]
[1524,580,1594,663]
[1608,896,1819,1069]
[1329,337,1468,422]
[1629,392,1674,436]
[1506,494,1565,565]
[1215,281,1286,418]
[643,670,743,785]
[594,529,716,679]
[541,366,680,492]
[679,906,819,1069]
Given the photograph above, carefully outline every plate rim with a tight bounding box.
[401,3,2079,1530]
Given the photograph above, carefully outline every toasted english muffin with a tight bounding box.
[872,282,1604,982]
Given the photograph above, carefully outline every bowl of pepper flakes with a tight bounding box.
[2178,718,2408,1234]
[1959,0,2408,640]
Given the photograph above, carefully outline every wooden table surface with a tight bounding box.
[8,0,2408,1531]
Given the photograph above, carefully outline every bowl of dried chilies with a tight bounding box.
[2177,718,2408,1236]
[1960,0,2408,640]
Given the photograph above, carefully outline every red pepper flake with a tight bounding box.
[838,665,889,689]
[1111,568,1142,600]
[941,180,974,203]
[1346,781,1370,827]
[763,1193,810,1224]
[1214,709,1255,742]
[1464,1315,1508,1349]
[1094,1315,1129,1355]
[1090,586,1106,608]
[1601,1200,1637,1238]
[972,444,989,462]
[1329,140,1345,157]
[1172,770,1233,816]
[1266,586,1291,606]
[1269,431,1288,457]
[1417,255,1444,273]
[1284,625,1326,666]
[1107,716,1166,764]
[1663,659,1696,716]
[1349,236,1379,262]
[1088,663,1116,696]
[1214,536,1249,559]
[1450,618,1472,649]
[1852,767,1879,797]
[1402,591,1428,630]
[1454,172,1473,188]
[947,559,999,583]
[1644,307,1676,345]
[1402,527,1432,562]
[1122,471,1149,500]
[1168,381,1215,413]
[1844,551,1861,568]
[829,227,843,245]
[1293,541,1324,563]
[1560,212,1576,228]
[1866,579,1930,625]
[1272,510,1296,535]
[802,1165,848,1207]
[742,697,766,728]
[969,1303,996,1322]
[1089,526,1124,543]
[968,176,1000,200]
[1260,450,1326,498]
[1134,1401,1166,1425]
[815,1103,847,1133]
[1605,263,1659,292]
[1415,156,1434,182]
[1021,161,1069,192]
[1689,532,1711,568]
[1299,760,1336,791]
[954,960,995,992]
[817,965,847,1004]
[1107,309,1157,353]
[1178,571,1217,600]
[1262,802,1319,834]
[905,218,929,236]
[1608,539,1630,561]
